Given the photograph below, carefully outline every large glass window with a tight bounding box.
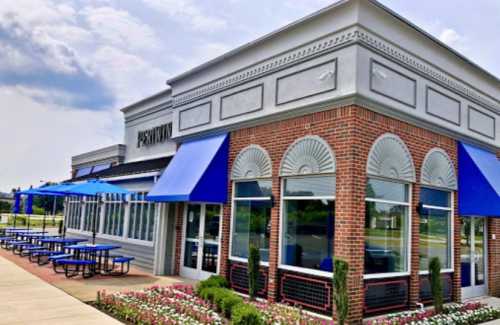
[102,194,125,237]
[83,196,100,233]
[128,192,155,241]
[281,176,335,273]
[419,187,452,271]
[66,196,82,230]
[365,178,410,275]
[231,180,272,262]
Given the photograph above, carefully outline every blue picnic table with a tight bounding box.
[39,237,87,252]
[65,244,121,275]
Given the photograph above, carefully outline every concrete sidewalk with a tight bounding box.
[0,256,122,325]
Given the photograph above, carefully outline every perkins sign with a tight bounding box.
[137,123,172,148]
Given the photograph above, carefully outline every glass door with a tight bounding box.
[181,204,222,280]
[461,217,487,299]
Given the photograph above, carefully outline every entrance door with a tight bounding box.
[461,217,488,299]
[180,203,222,280]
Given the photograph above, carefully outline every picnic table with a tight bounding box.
[39,238,87,252]
[65,244,121,275]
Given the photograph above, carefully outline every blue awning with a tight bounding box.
[458,142,500,217]
[147,133,229,203]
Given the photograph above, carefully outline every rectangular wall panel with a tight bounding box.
[370,60,416,107]
[276,60,337,105]
[179,102,211,131]
[220,84,264,120]
[426,87,461,126]
[468,106,496,139]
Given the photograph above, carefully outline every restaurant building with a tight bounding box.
[66,0,500,322]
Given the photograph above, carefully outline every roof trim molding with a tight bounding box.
[171,26,499,115]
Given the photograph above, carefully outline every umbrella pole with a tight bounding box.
[92,197,97,244]
[27,214,30,230]
[42,213,46,233]
[13,214,16,229]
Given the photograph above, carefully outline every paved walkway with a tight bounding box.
[0,256,122,325]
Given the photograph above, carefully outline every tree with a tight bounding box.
[248,244,260,300]
[429,257,443,313]
[333,258,349,325]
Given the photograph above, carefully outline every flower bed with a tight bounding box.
[367,302,500,325]
[251,301,333,325]
[97,285,223,325]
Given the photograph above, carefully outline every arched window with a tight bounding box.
[365,133,415,277]
[230,145,272,263]
[279,136,336,276]
[419,148,456,272]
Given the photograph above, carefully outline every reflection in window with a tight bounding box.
[231,181,271,262]
[128,192,155,241]
[66,196,82,230]
[419,188,452,270]
[365,178,409,274]
[281,176,335,273]
[83,196,100,233]
[102,194,125,237]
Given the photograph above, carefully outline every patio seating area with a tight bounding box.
[0,227,135,279]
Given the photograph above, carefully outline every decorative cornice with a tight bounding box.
[172,26,499,115]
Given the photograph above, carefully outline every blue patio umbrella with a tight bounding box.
[55,180,130,244]
[12,193,21,228]
[25,194,33,229]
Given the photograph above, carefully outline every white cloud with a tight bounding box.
[438,28,465,49]
[0,86,121,192]
[90,46,168,106]
[142,0,227,32]
[0,41,36,73]
[81,6,159,52]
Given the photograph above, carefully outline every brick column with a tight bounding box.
[333,110,365,324]
[219,201,232,278]
[267,177,281,302]
[173,202,184,276]
[452,191,462,302]
[409,184,421,308]
[488,218,500,297]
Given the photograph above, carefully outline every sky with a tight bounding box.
[0,0,498,192]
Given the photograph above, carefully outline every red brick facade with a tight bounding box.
[218,105,459,323]
[171,104,498,323]
[488,218,500,297]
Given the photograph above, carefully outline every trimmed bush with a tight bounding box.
[221,292,243,317]
[196,275,229,295]
[429,257,443,314]
[248,244,260,300]
[199,286,222,303]
[232,303,264,325]
[333,258,349,325]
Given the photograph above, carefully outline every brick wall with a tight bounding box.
[488,218,500,297]
[218,105,458,323]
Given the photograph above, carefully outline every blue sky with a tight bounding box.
[0,0,498,192]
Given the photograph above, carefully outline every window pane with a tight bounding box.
[232,200,271,262]
[284,176,335,197]
[420,188,450,207]
[185,204,200,239]
[366,178,408,202]
[282,199,334,271]
[365,201,408,274]
[204,205,221,242]
[235,180,272,198]
[419,208,451,270]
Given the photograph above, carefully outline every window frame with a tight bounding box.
[229,179,272,266]
[126,192,156,244]
[82,196,100,235]
[418,186,454,275]
[364,177,412,280]
[101,193,126,238]
[66,196,83,230]
[278,174,336,278]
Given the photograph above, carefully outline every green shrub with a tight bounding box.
[199,287,219,303]
[429,257,443,314]
[231,303,264,325]
[248,244,260,300]
[333,258,349,325]
[221,292,243,317]
[196,275,229,294]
